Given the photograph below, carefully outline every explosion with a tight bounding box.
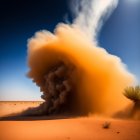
[26,0,135,116]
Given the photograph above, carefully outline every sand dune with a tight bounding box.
[0,101,140,140]
[0,101,43,117]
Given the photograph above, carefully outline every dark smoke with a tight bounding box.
[40,62,72,114]
[21,61,86,116]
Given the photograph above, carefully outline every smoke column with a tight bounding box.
[71,0,118,40]
[26,0,135,116]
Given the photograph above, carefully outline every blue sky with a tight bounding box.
[0,0,140,100]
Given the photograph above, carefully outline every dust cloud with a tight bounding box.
[26,24,135,116]
[24,0,136,117]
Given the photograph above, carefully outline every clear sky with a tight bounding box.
[0,0,140,101]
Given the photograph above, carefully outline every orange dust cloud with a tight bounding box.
[27,24,135,116]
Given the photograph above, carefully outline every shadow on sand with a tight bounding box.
[0,113,78,121]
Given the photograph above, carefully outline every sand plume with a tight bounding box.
[26,24,134,116]
[25,0,136,117]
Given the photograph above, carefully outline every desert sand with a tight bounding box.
[0,101,140,140]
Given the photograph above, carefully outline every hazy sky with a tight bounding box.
[0,0,140,100]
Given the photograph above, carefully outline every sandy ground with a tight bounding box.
[0,101,43,117]
[0,101,140,140]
